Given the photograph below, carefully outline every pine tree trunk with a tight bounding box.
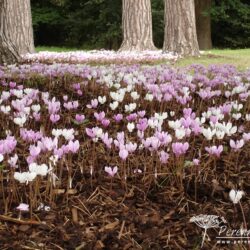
[195,0,212,50]
[119,0,156,51]
[3,0,35,54]
[163,0,200,56]
[0,0,34,64]
[0,0,20,64]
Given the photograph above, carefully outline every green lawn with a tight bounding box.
[175,49,250,70]
[35,46,80,52]
[35,47,250,70]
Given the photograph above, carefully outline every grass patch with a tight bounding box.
[175,49,250,70]
[35,46,80,52]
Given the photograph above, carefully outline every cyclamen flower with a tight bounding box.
[67,140,80,153]
[47,98,61,114]
[110,101,119,110]
[101,119,110,127]
[205,145,223,157]
[243,133,250,142]
[101,133,113,149]
[104,166,118,177]
[172,142,189,157]
[14,171,37,184]
[13,115,26,127]
[50,114,60,123]
[193,158,200,166]
[75,114,85,123]
[202,127,216,140]
[94,111,105,121]
[137,110,146,118]
[7,154,17,168]
[29,163,48,176]
[113,114,123,122]
[98,96,106,104]
[229,189,244,204]
[62,128,75,141]
[29,145,41,157]
[85,127,103,141]
[0,154,3,162]
[119,148,129,160]
[127,122,135,133]
[159,151,169,164]
[230,139,244,151]
[136,118,148,131]
[33,112,41,121]
[87,99,98,109]
[0,136,17,154]
[175,127,186,140]
[125,142,137,153]
[16,203,29,211]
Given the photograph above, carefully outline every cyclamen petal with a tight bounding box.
[229,189,244,204]
[119,149,129,160]
[104,166,118,177]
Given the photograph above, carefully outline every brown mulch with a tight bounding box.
[0,176,249,250]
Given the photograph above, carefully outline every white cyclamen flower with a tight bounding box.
[29,163,48,176]
[98,96,107,104]
[13,116,26,127]
[110,101,119,110]
[229,189,244,204]
[127,122,135,133]
[14,172,37,184]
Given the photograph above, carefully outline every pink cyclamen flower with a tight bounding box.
[9,81,16,88]
[75,114,85,123]
[229,139,244,151]
[29,145,41,157]
[101,119,110,127]
[104,166,118,177]
[137,110,146,118]
[94,111,105,121]
[33,112,41,121]
[205,145,223,157]
[119,148,129,160]
[87,99,98,109]
[50,114,60,123]
[159,151,169,164]
[243,133,250,142]
[16,203,29,211]
[77,89,83,96]
[113,114,123,122]
[101,133,113,149]
[137,118,148,132]
[193,158,200,166]
[67,140,80,153]
[172,142,189,157]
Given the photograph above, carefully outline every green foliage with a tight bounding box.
[211,0,250,48]
[31,0,250,49]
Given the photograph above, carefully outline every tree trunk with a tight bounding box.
[3,0,35,55]
[0,0,34,65]
[119,0,156,51]
[0,0,20,64]
[195,0,212,50]
[163,0,199,56]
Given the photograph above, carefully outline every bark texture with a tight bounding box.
[119,0,156,51]
[4,0,35,54]
[163,0,199,56]
[0,0,20,64]
[0,0,34,65]
[195,0,212,50]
